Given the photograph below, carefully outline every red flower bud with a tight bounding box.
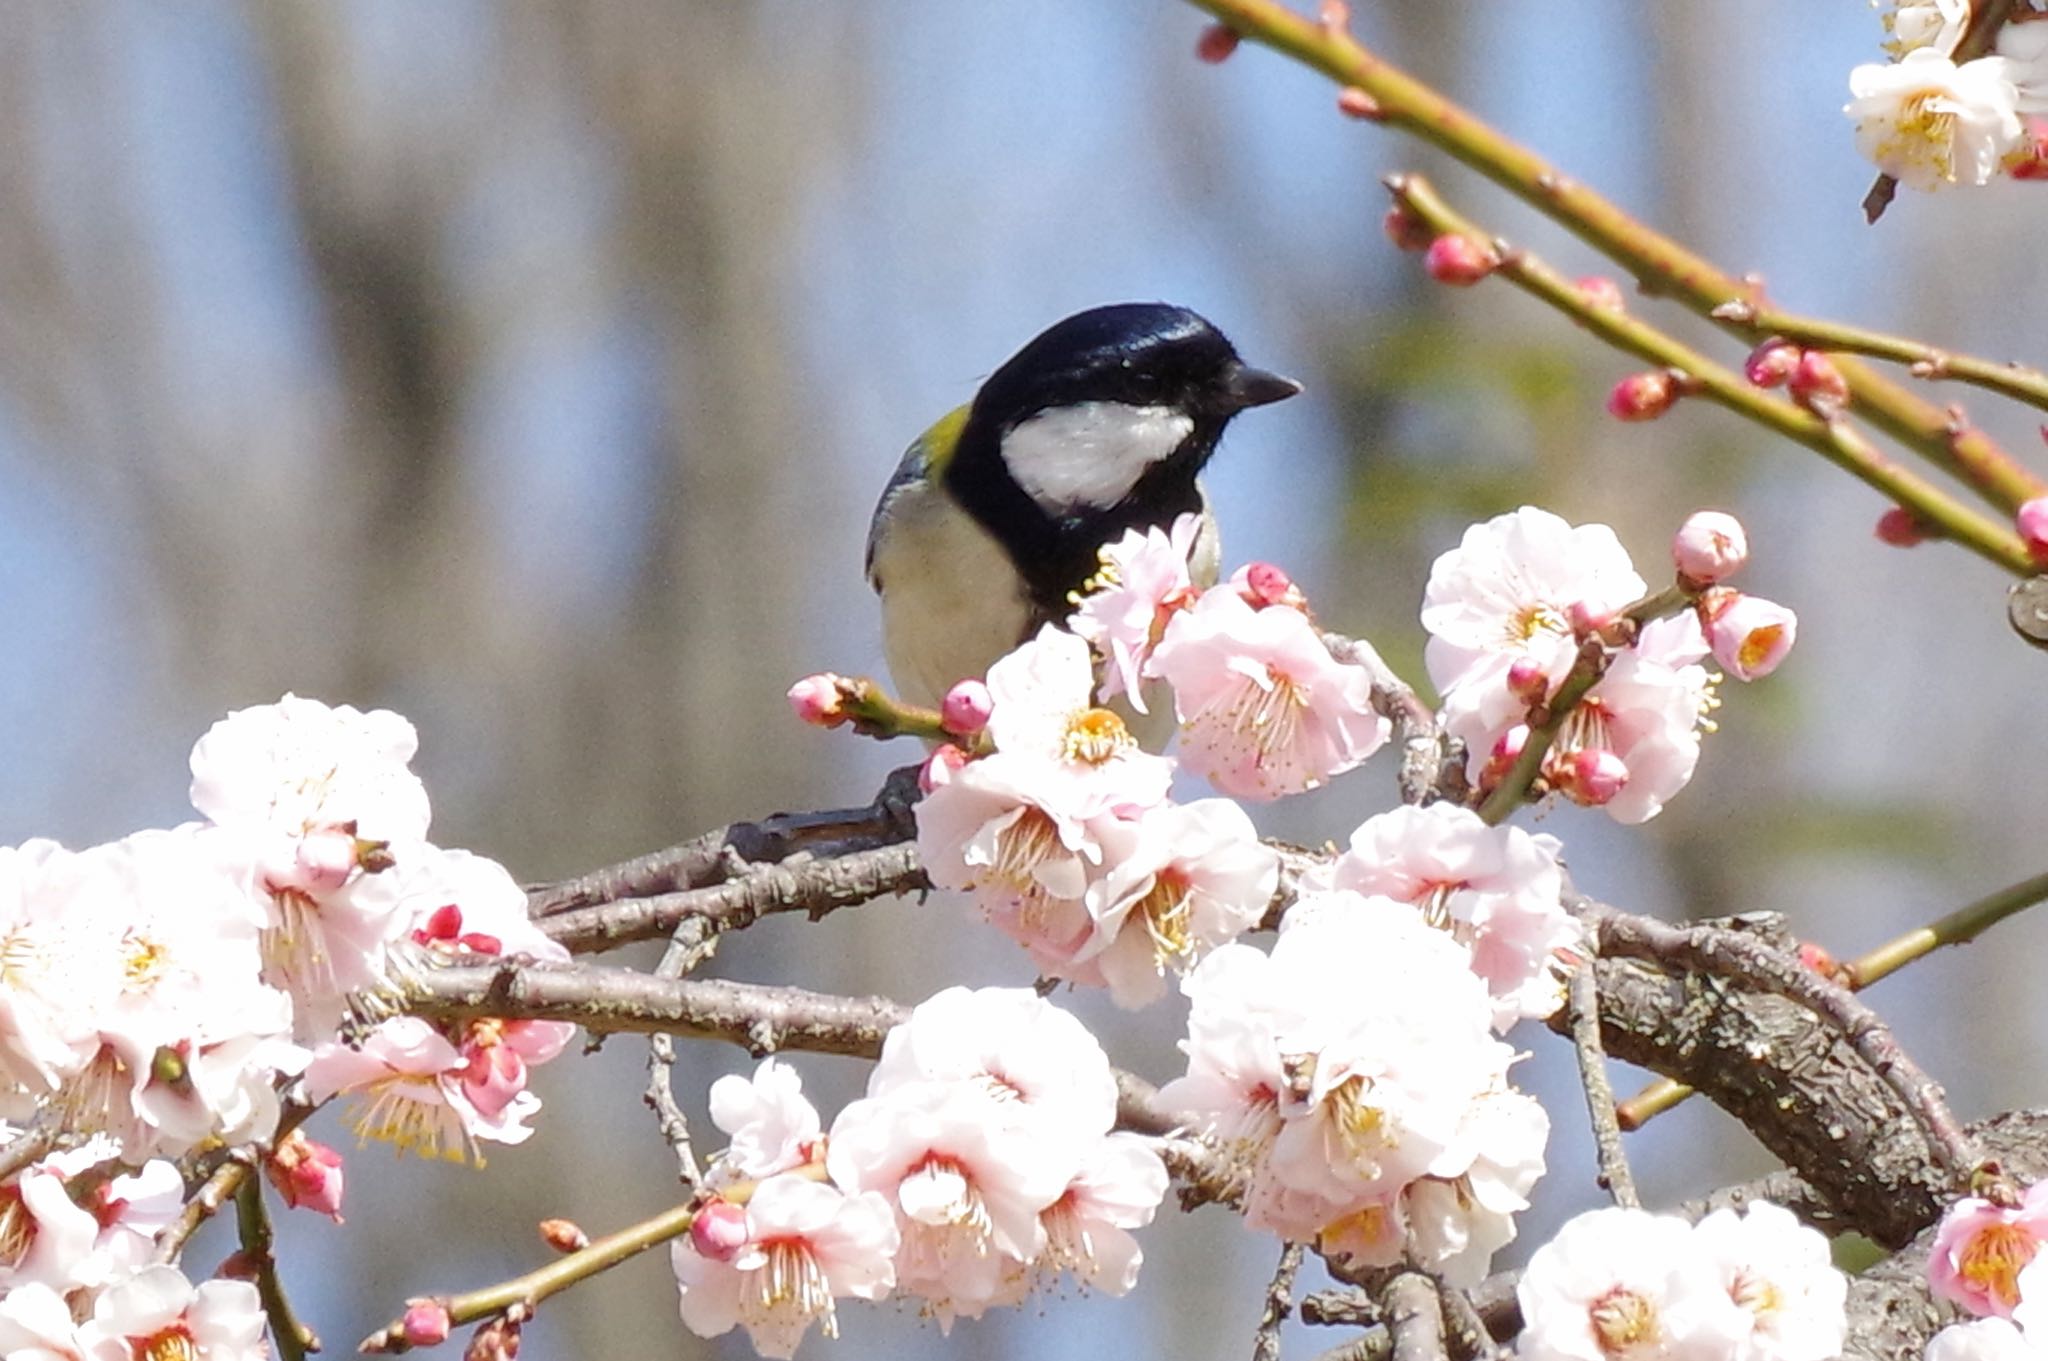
[1423,234,1498,286]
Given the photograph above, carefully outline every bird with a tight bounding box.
[865,302,1301,719]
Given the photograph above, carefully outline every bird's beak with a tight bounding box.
[1223,363,1304,410]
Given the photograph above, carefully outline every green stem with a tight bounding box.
[235,1173,316,1361]
[1716,299,2048,417]
[1388,175,2035,575]
[1183,0,2045,511]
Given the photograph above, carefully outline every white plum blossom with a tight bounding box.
[1320,803,1577,1028]
[1081,798,1280,1008]
[1692,1202,1848,1361]
[1517,1207,1747,1361]
[1068,512,1204,710]
[1161,896,1534,1274]
[672,1174,899,1360]
[188,693,431,845]
[1846,49,2024,190]
[1422,505,1647,740]
[705,1058,824,1186]
[1925,1318,2045,1361]
[1151,585,1388,799]
[0,1281,87,1360]
[81,1264,269,1361]
[1404,1085,1551,1287]
[1022,1131,1169,1298]
[1699,593,1798,683]
[1884,0,1969,58]
[980,626,1175,810]
[1569,615,1714,825]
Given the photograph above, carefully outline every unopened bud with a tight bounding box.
[1336,87,1382,120]
[1672,510,1749,587]
[539,1218,588,1253]
[466,1319,520,1361]
[1382,205,1433,253]
[2019,497,2048,564]
[1568,599,1618,638]
[1555,748,1629,808]
[1505,657,1550,704]
[1699,589,1798,681]
[1575,276,1626,314]
[919,743,971,793]
[1875,505,1931,547]
[403,1301,452,1349]
[266,1129,346,1222]
[1477,724,1531,792]
[1743,339,1800,388]
[1238,562,1305,611]
[940,679,994,736]
[690,1198,752,1263]
[786,673,847,727]
[1423,234,1498,286]
[1798,941,1843,980]
[1606,370,1677,422]
[1787,350,1849,413]
[1195,23,1240,63]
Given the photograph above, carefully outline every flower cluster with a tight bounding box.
[672,988,1168,1356]
[1846,3,2048,191]
[915,622,1286,1006]
[0,696,579,1356]
[1159,898,1549,1285]
[1518,1204,1848,1361]
[1423,506,1794,824]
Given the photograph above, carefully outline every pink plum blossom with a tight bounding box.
[1321,802,1577,1028]
[304,1016,540,1164]
[671,1173,898,1360]
[1151,586,1388,799]
[1080,798,1281,1008]
[188,693,431,845]
[81,1264,268,1361]
[1699,592,1798,682]
[1067,513,1204,710]
[1930,1187,2048,1318]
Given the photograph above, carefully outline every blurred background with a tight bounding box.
[3,1,2045,1356]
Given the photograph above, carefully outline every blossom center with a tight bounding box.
[141,1325,199,1361]
[1511,602,1570,645]
[1878,94,1959,181]
[1063,708,1135,765]
[0,1188,28,1267]
[122,929,173,991]
[1133,869,1196,965]
[988,809,1062,892]
[1327,1074,1391,1158]
[1588,1285,1662,1357]
[1959,1220,2038,1309]
[743,1238,837,1340]
[1729,1268,1783,1320]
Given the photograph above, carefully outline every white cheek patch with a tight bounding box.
[1000,402,1196,514]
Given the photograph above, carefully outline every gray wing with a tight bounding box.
[865,437,933,589]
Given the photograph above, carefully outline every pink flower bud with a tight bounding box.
[294,828,359,892]
[1575,276,1626,313]
[403,1300,453,1349]
[919,742,970,793]
[1787,350,1849,412]
[940,679,993,736]
[1423,234,1497,286]
[786,673,846,727]
[1239,561,1304,610]
[1382,205,1433,253]
[1606,370,1677,422]
[1672,510,1749,586]
[1336,87,1383,120]
[690,1198,752,1263]
[1567,599,1616,636]
[1875,505,1930,547]
[1195,23,1240,63]
[1743,339,1800,388]
[1505,657,1549,704]
[2019,497,2048,564]
[266,1129,346,1222]
[1700,590,1797,681]
[1555,748,1629,808]
[539,1218,589,1253]
[1477,724,1530,791]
